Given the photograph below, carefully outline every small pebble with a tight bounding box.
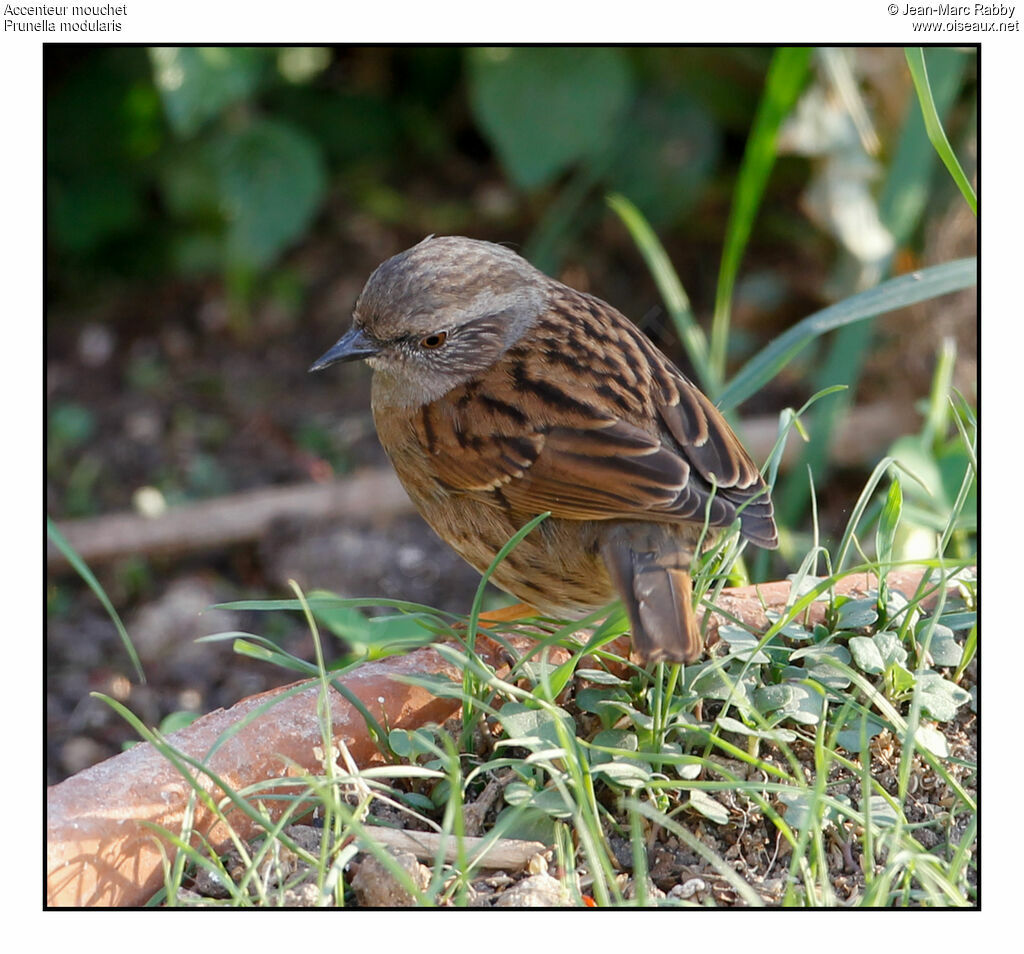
[495,873,570,907]
[674,877,707,900]
[350,849,430,907]
[283,882,324,907]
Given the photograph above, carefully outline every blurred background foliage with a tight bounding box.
[47,46,757,297]
[45,46,976,781]
[46,43,977,538]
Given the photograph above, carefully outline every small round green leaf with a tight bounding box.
[848,635,886,674]
[915,672,971,722]
[687,790,729,825]
[834,598,879,630]
[919,623,964,667]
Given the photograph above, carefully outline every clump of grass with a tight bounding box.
[84,316,975,906]
[109,373,972,906]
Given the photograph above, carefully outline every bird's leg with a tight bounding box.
[473,601,538,624]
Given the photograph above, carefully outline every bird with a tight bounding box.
[311,235,777,665]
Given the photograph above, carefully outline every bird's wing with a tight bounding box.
[416,312,776,548]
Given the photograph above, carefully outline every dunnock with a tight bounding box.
[311,236,777,664]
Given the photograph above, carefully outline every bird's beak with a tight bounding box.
[309,325,380,371]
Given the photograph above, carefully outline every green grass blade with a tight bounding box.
[525,158,610,275]
[922,336,956,450]
[710,46,813,392]
[881,48,969,247]
[47,516,145,683]
[718,257,976,412]
[905,48,976,215]
[774,318,872,528]
[876,477,903,569]
[606,193,709,387]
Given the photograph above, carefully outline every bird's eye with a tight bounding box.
[419,331,448,349]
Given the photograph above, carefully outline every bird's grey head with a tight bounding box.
[311,236,548,406]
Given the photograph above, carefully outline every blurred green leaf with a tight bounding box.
[792,643,852,691]
[275,47,332,85]
[914,724,950,758]
[888,435,947,508]
[753,682,824,724]
[716,626,780,664]
[689,663,757,715]
[591,760,652,788]
[607,91,718,226]
[717,714,797,742]
[49,403,96,450]
[149,47,266,137]
[862,794,902,828]
[313,603,372,642]
[937,444,977,516]
[589,730,654,788]
[157,142,222,221]
[576,687,633,730]
[590,728,639,760]
[271,88,402,168]
[493,805,559,843]
[159,710,200,734]
[921,337,957,450]
[47,51,157,254]
[467,47,633,189]
[206,118,327,270]
[353,615,439,658]
[874,630,910,670]
[49,173,146,253]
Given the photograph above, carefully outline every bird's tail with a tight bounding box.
[600,526,702,665]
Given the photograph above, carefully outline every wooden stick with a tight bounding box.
[47,402,918,571]
[357,828,548,870]
[47,468,412,570]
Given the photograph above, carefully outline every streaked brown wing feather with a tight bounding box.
[656,372,778,547]
[418,286,777,546]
